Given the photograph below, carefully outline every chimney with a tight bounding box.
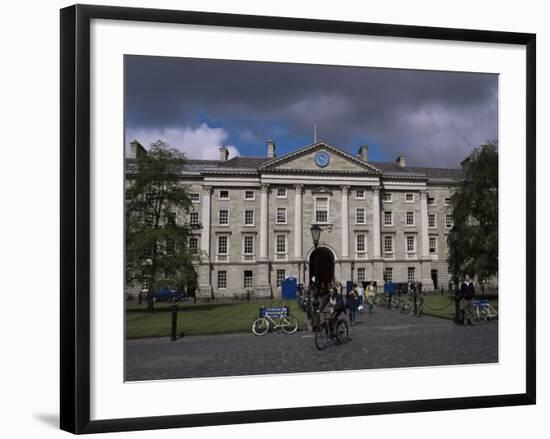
[396,154,407,168]
[219,146,229,161]
[358,145,368,161]
[266,139,276,158]
[129,139,146,158]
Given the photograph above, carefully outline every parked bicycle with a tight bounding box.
[314,311,349,350]
[252,307,299,335]
[471,299,498,323]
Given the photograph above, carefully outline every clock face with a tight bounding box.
[314,150,330,168]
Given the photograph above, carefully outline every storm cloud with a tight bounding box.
[125,55,497,167]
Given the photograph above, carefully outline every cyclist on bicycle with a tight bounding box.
[318,287,345,337]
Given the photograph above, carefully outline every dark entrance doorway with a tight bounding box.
[309,247,335,294]
[431,269,438,290]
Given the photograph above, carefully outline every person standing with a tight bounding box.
[460,275,476,325]
[356,282,365,313]
[346,285,359,325]
[367,282,375,315]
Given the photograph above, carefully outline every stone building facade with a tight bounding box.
[128,139,462,298]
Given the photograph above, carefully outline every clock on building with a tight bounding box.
[314,150,330,168]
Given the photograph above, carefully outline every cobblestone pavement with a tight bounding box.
[125,308,498,381]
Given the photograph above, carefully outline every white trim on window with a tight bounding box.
[427,195,436,206]
[276,187,287,199]
[355,233,367,259]
[217,270,227,289]
[383,210,393,227]
[190,192,200,204]
[405,211,415,227]
[445,214,453,228]
[428,213,437,229]
[243,190,256,201]
[355,189,365,200]
[276,207,287,224]
[405,193,414,203]
[314,196,330,224]
[382,192,393,202]
[356,207,366,224]
[243,209,255,226]
[218,209,230,226]
[429,235,438,255]
[219,189,230,200]
[383,235,394,258]
[274,234,288,260]
[189,211,199,226]
[406,234,416,254]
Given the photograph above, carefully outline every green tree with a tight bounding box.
[125,140,199,312]
[448,142,498,284]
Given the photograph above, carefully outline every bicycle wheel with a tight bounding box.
[335,320,349,344]
[471,307,485,323]
[281,316,299,334]
[252,317,270,335]
[314,323,330,351]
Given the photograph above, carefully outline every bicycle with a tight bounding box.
[471,299,498,323]
[314,311,349,351]
[252,308,299,335]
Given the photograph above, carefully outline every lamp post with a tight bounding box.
[450,224,461,324]
[309,224,322,317]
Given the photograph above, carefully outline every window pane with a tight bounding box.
[217,271,227,289]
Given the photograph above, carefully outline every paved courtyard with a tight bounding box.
[125,308,498,381]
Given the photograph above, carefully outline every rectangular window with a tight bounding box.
[244,209,254,226]
[219,190,230,200]
[446,214,453,228]
[218,236,228,255]
[384,211,393,226]
[406,211,415,226]
[384,235,393,253]
[167,211,177,225]
[428,196,435,205]
[243,236,254,255]
[276,235,287,254]
[356,208,365,224]
[276,269,286,287]
[428,213,436,228]
[429,236,437,254]
[444,197,451,206]
[315,197,329,223]
[406,235,415,253]
[356,234,366,253]
[219,209,229,225]
[244,190,255,200]
[405,193,414,202]
[384,267,393,283]
[357,268,366,282]
[356,189,365,199]
[190,193,200,203]
[217,271,227,289]
[189,237,198,254]
[189,212,199,225]
[276,187,287,198]
[243,270,253,289]
[276,207,287,224]
[383,192,392,202]
[408,267,416,282]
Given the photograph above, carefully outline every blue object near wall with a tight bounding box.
[281,275,297,300]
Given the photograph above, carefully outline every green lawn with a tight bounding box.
[126,299,307,338]
[420,295,498,320]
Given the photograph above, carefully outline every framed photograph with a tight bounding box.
[60,4,536,434]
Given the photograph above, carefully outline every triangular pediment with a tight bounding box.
[259,142,381,174]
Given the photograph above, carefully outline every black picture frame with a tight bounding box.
[60,4,536,434]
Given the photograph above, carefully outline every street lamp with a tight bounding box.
[310,224,321,249]
[450,224,461,324]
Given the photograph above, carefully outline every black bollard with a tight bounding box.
[171,296,178,341]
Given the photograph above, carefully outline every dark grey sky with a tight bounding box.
[125,55,498,167]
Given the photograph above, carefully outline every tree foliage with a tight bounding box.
[125,141,199,311]
[448,142,498,283]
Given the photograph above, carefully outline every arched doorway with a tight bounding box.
[309,247,335,294]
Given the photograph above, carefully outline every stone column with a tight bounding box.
[341,185,350,258]
[419,190,434,291]
[200,185,212,258]
[259,183,269,259]
[372,186,383,292]
[198,185,212,297]
[372,187,381,258]
[420,191,430,258]
[294,184,303,259]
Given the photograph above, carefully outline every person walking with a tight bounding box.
[356,282,365,313]
[367,282,375,315]
[346,286,359,326]
[460,275,476,325]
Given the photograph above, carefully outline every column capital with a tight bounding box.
[294,183,304,193]
[341,185,350,195]
[371,186,381,195]
[261,183,270,192]
[202,185,213,195]
[419,190,428,199]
